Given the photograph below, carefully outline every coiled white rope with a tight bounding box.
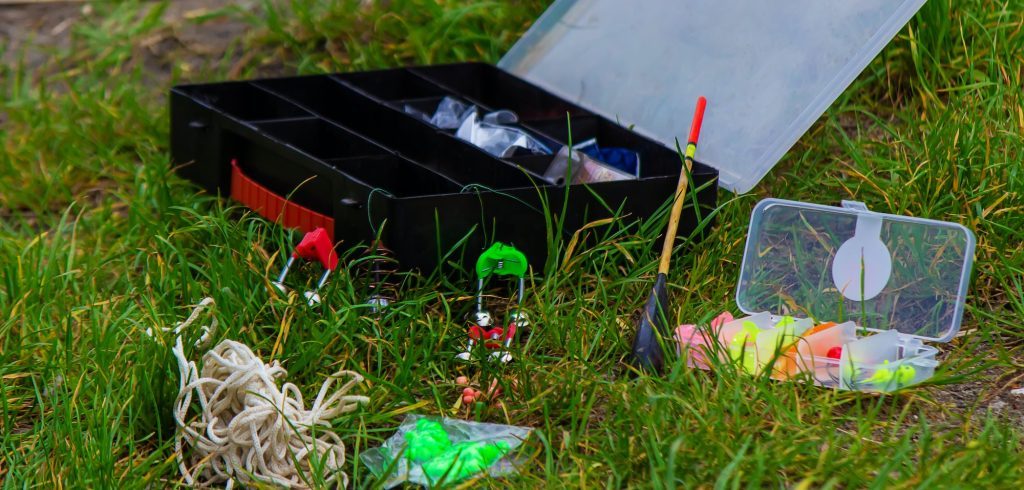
[150,297,369,488]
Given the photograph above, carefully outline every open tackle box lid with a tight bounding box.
[736,199,975,343]
[500,0,928,193]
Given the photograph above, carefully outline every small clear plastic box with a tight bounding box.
[680,199,975,392]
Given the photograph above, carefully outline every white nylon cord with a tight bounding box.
[151,297,369,488]
[146,297,217,347]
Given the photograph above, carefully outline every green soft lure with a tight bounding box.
[422,440,512,483]
[728,320,761,373]
[404,419,452,462]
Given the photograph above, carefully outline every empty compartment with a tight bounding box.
[325,155,462,198]
[257,75,362,114]
[178,82,311,122]
[336,68,453,101]
[257,118,388,161]
[259,76,413,143]
[416,134,545,190]
[413,63,593,120]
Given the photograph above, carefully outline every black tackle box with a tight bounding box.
[168,0,934,272]
[170,63,718,271]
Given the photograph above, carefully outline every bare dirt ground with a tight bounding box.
[0,2,78,65]
[0,0,273,85]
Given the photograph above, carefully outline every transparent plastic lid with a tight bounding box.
[737,199,975,342]
[499,0,927,192]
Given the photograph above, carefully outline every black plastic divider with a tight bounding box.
[413,63,593,121]
[324,155,462,198]
[256,118,388,161]
[339,68,453,102]
[177,81,311,122]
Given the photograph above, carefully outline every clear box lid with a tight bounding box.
[736,199,976,342]
[499,0,927,192]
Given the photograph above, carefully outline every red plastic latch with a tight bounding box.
[293,228,338,270]
[230,159,334,240]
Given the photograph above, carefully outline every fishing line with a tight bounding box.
[365,187,395,237]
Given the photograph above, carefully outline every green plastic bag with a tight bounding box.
[361,415,532,487]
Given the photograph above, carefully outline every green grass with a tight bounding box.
[2,0,1023,487]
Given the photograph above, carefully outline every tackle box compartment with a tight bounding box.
[170,63,719,271]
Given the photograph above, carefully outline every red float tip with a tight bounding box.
[687,96,707,146]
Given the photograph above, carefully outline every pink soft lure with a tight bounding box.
[676,311,734,344]
[676,311,734,368]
